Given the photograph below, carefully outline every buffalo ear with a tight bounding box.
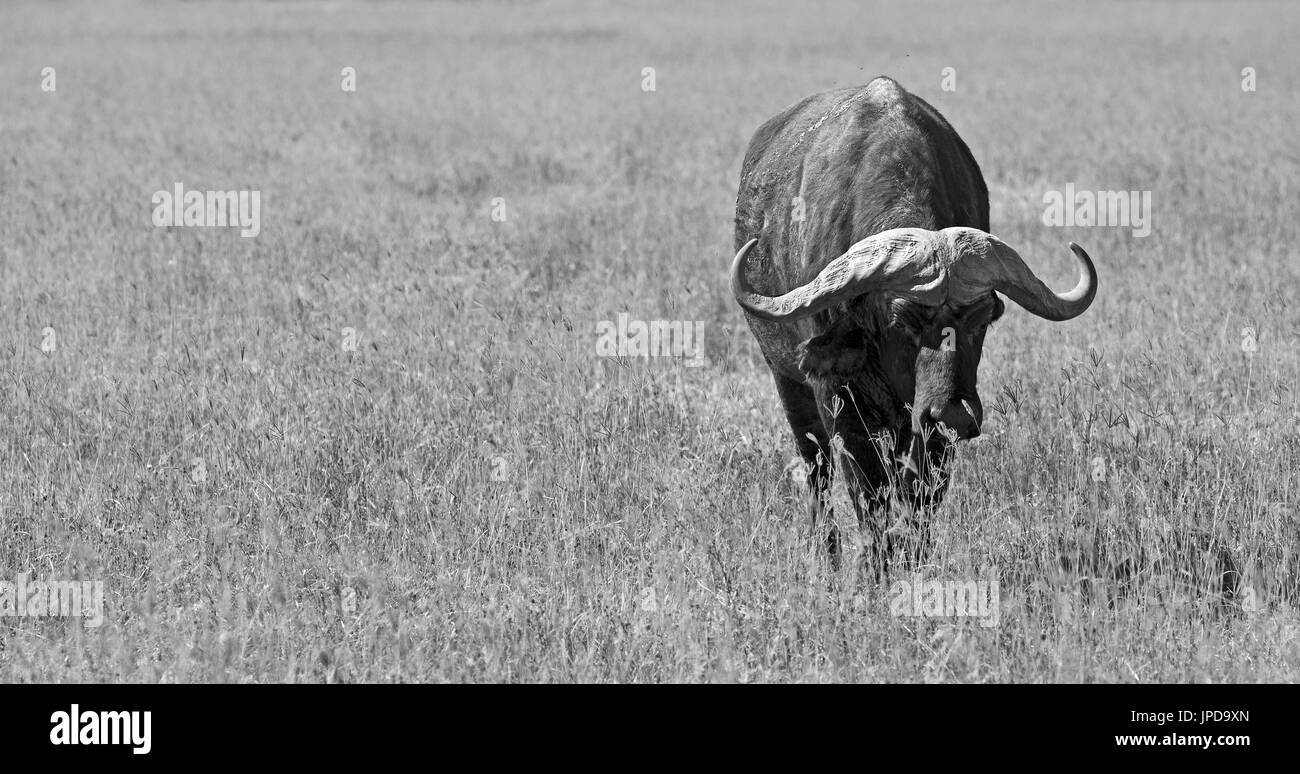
[797,320,870,380]
[991,294,1006,322]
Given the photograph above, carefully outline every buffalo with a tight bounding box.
[731,77,1097,569]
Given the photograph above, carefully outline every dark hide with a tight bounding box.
[734,77,1001,572]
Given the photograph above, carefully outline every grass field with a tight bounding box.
[2,0,1299,682]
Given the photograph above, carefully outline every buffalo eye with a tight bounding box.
[887,301,931,341]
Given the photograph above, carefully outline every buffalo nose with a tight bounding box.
[929,401,981,439]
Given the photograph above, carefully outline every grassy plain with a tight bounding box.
[1,0,1298,681]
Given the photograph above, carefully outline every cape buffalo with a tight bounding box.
[731,76,1097,569]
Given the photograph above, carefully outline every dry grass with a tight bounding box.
[1,0,1298,682]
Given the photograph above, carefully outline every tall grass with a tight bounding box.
[1,0,1297,681]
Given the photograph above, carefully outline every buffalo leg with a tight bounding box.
[814,383,894,577]
[771,372,839,564]
[891,428,955,567]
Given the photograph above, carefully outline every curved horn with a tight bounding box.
[730,228,941,322]
[981,238,1097,321]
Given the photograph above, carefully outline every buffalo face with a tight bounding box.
[734,225,1095,512]
[896,294,1004,441]
[793,291,1006,442]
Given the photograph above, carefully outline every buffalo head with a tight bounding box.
[731,226,1097,444]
